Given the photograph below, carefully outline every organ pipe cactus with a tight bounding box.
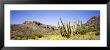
[58,18,85,38]
[58,18,72,38]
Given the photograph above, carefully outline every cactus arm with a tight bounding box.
[60,18,67,34]
[69,21,71,36]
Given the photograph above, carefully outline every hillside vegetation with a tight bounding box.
[11,16,100,40]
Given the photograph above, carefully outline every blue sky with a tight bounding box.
[11,10,100,26]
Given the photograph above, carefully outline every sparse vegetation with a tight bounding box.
[11,16,100,40]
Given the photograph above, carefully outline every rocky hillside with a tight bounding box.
[85,16,100,30]
[11,21,58,35]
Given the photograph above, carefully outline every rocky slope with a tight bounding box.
[85,16,100,29]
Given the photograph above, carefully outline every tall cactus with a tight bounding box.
[58,18,72,38]
[72,20,81,35]
[72,20,86,35]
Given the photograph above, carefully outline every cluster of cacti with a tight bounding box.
[72,20,86,35]
[58,18,87,38]
[71,20,81,35]
[58,18,72,38]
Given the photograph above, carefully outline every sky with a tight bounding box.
[11,10,100,26]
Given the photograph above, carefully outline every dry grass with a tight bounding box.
[35,32,99,40]
[11,31,99,40]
